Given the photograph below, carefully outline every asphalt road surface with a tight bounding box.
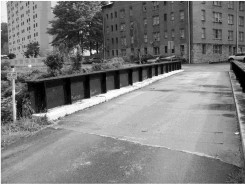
[2,63,243,183]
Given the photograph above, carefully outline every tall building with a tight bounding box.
[102,1,245,63]
[7,1,53,58]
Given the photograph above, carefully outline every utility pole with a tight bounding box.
[188,1,191,64]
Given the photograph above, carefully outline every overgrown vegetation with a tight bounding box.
[24,41,40,58]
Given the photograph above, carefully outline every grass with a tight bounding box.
[227,168,245,183]
[1,117,51,149]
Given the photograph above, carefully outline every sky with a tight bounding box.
[1,1,58,23]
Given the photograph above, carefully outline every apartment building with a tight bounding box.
[7,1,53,58]
[102,1,245,63]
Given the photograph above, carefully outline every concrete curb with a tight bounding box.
[33,70,184,121]
[229,71,245,165]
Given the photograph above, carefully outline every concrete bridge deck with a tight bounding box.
[2,63,244,183]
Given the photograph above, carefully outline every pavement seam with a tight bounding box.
[229,71,245,168]
[53,126,241,168]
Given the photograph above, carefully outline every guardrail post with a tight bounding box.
[85,75,90,98]
[115,71,120,89]
[64,78,71,105]
[102,73,107,93]
[129,69,133,85]
[139,67,143,81]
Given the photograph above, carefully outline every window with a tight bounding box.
[111,25,113,32]
[164,14,167,21]
[131,36,134,44]
[180,29,185,39]
[106,14,108,19]
[171,29,175,38]
[213,29,222,39]
[164,30,168,38]
[171,12,174,21]
[154,47,160,55]
[202,44,206,54]
[116,37,118,44]
[115,24,118,31]
[239,1,244,11]
[112,38,114,45]
[121,37,126,46]
[180,11,184,20]
[129,7,133,16]
[213,12,222,23]
[144,47,148,55]
[164,1,167,6]
[239,16,244,26]
[153,1,159,10]
[213,45,222,54]
[172,46,175,54]
[213,1,221,6]
[120,9,125,18]
[106,26,109,34]
[153,32,160,42]
[153,16,159,25]
[112,50,114,56]
[228,30,233,41]
[120,23,126,31]
[115,11,117,18]
[201,10,205,21]
[144,34,148,43]
[116,50,118,56]
[121,49,126,56]
[165,46,168,53]
[111,13,113,19]
[228,14,234,25]
[239,32,244,42]
[202,28,206,39]
[228,1,234,9]
[180,45,185,55]
[144,18,147,26]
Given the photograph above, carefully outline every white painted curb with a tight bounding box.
[33,70,184,121]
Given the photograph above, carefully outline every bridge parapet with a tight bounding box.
[231,61,245,92]
[26,61,181,113]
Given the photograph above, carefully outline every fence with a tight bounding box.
[231,61,245,92]
[27,61,181,113]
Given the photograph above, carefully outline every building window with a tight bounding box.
[121,37,126,46]
[116,50,118,56]
[112,50,114,57]
[144,18,147,26]
[213,45,222,54]
[228,14,234,25]
[201,10,205,21]
[153,16,160,25]
[239,1,244,11]
[112,38,114,45]
[144,47,148,54]
[171,12,174,21]
[229,46,232,55]
[202,44,206,54]
[180,45,184,55]
[111,12,113,19]
[180,29,185,39]
[164,30,168,38]
[165,46,168,53]
[106,26,109,34]
[116,37,118,44]
[106,14,108,19]
[239,16,244,26]
[239,32,244,42]
[213,1,221,6]
[120,9,125,18]
[180,10,184,21]
[172,46,175,53]
[202,28,206,39]
[129,6,133,16]
[131,36,134,44]
[121,49,126,56]
[115,11,117,18]
[120,24,126,31]
[144,34,148,43]
[152,1,159,10]
[111,25,113,32]
[164,14,167,21]
[171,29,175,38]
[153,32,160,42]
[213,12,222,23]
[228,1,234,9]
[115,24,118,31]
[154,47,160,55]
[228,30,234,41]
[213,29,222,39]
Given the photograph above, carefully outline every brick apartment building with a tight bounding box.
[7,1,54,58]
[102,1,245,63]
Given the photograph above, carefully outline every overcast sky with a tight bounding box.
[1,1,58,23]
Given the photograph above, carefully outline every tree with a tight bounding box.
[47,1,103,55]
[8,53,16,59]
[24,42,40,58]
[1,23,9,55]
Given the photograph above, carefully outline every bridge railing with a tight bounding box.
[27,61,181,113]
[231,61,245,92]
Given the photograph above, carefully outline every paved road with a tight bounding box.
[2,63,243,183]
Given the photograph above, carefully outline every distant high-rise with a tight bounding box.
[7,1,54,58]
[102,1,245,63]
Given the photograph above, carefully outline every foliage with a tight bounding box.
[70,53,83,71]
[1,22,9,55]
[43,53,64,75]
[1,60,10,70]
[47,1,103,53]
[8,53,16,59]
[141,54,154,63]
[24,42,40,58]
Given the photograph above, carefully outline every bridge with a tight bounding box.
[2,62,245,183]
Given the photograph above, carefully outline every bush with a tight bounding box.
[70,53,82,71]
[43,53,64,75]
[8,53,16,59]
[1,60,10,70]
[141,54,154,63]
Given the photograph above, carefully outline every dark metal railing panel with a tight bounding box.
[231,61,245,92]
[27,61,181,112]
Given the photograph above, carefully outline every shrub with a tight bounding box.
[1,60,10,70]
[70,53,82,71]
[141,54,154,63]
[43,53,64,75]
[8,53,16,59]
